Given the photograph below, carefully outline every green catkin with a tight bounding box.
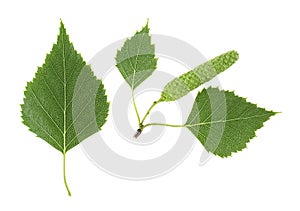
[160,50,239,101]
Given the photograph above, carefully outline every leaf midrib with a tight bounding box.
[125,32,146,90]
[62,29,67,154]
[185,113,271,127]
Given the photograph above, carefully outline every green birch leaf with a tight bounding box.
[185,87,276,157]
[21,21,109,196]
[115,21,157,90]
[160,50,239,102]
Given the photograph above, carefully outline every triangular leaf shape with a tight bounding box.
[185,87,276,157]
[115,21,157,90]
[21,21,109,195]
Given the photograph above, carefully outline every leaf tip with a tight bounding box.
[273,111,281,115]
[58,19,67,37]
[59,18,64,27]
[136,19,150,34]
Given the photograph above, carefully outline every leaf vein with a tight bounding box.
[29,86,64,135]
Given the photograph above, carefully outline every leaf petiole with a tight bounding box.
[142,122,185,129]
[135,99,183,137]
[132,90,141,125]
[135,121,185,138]
[63,152,71,196]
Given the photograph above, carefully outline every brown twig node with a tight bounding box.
[134,129,142,138]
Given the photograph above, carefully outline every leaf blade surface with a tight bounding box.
[186,87,276,157]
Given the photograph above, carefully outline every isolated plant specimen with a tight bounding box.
[21,21,109,196]
[115,22,276,157]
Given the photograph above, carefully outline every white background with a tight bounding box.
[0,0,299,210]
